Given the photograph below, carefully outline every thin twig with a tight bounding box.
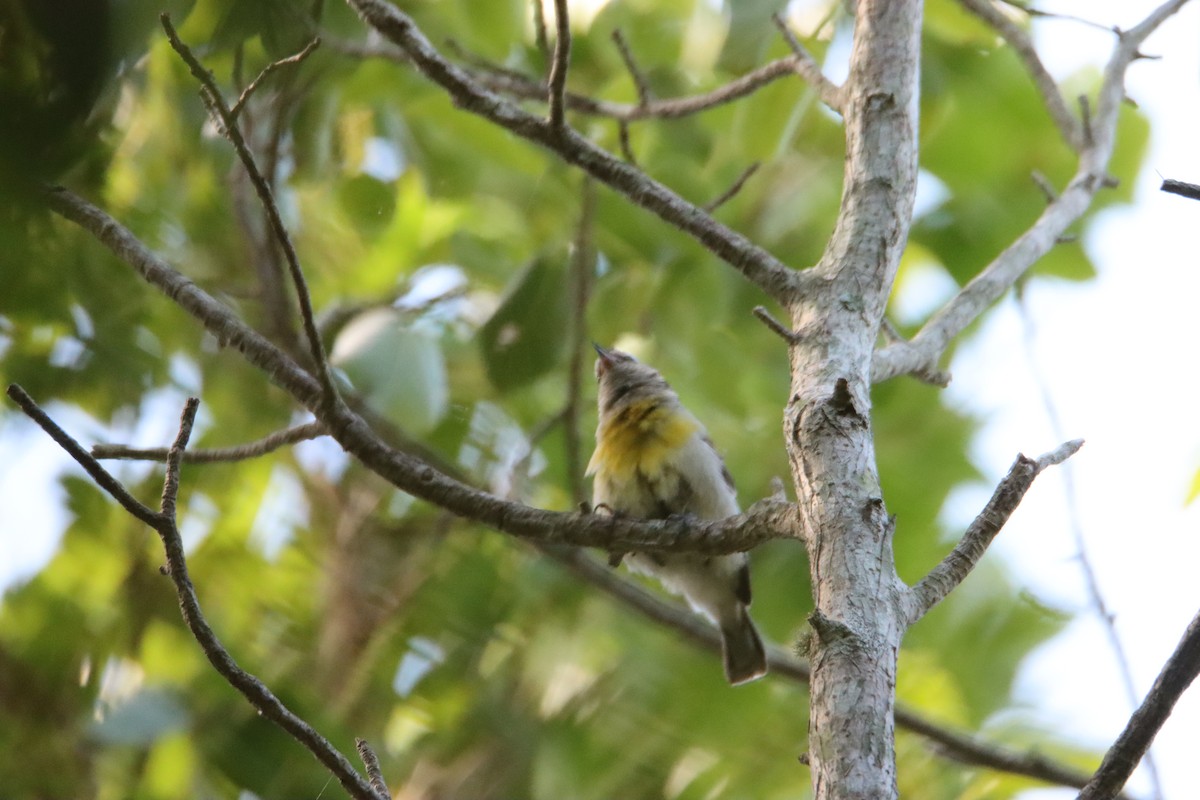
[339,35,814,124]
[611,29,652,107]
[1079,93,1094,147]
[6,386,381,800]
[564,180,596,505]
[547,0,570,129]
[355,738,390,798]
[904,439,1084,624]
[956,0,1082,150]
[1031,170,1058,203]
[160,398,200,520]
[704,162,761,213]
[93,420,326,463]
[230,37,321,120]
[753,305,798,344]
[617,120,637,165]
[160,14,339,408]
[770,13,844,113]
[531,0,549,58]
[1079,606,1200,800]
[1015,294,1164,799]
[6,385,164,529]
[1161,177,1200,201]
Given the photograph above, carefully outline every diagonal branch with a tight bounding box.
[904,439,1083,625]
[873,0,1193,384]
[771,13,844,113]
[956,0,1082,150]
[160,14,339,408]
[6,387,385,800]
[341,0,801,304]
[230,37,322,120]
[1078,605,1200,800]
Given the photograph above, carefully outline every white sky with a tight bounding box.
[1,2,1199,798]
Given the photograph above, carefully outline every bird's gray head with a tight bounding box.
[593,344,677,415]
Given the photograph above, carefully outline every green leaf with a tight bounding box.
[478,256,570,392]
[331,308,449,434]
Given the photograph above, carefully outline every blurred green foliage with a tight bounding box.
[0,0,1150,797]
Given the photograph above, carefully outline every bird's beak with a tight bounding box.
[593,342,614,377]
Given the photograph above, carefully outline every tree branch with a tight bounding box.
[6,387,384,800]
[230,37,322,120]
[93,420,326,463]
[336,36,827,125]
[546,0,570,129]
[160,14,339,408]
[771,12,844,113]
[610,29,652,108]
[956,0,1083,150]
[1161,177,1200,201]
[904,440,1083,624]
[341,0,801,304]
[872,0,1193,384]
[1079,606,1200,800]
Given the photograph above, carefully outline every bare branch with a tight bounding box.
[7,387,383,800]
[753,305,799,344]
[873,0,1192,384]
[6,384,164,529]
[771,13,844,113]
[904,440,1084,624]
[894,708,1134,797]
[704,162,761,213]
[1161,177,1200,201]
[93,420,326,463]
[160,398,200,520]
[547,0,570,129]
[956,0,1082,150]
[1079,606,1200,800]
[617,119,637,165]
[611,29,652,107]
[530,0,549,58]
[355,739,390,798]
[336,36,815,124]
[160,14,339,407]
[230,37,321,120]
[342,0,801,303]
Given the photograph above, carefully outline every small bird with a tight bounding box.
[586,344,767,685]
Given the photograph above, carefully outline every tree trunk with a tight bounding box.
[786,1,921,797]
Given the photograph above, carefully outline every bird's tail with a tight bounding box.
[720,608,767,686]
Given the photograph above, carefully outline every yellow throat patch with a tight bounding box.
[588,400,699,482]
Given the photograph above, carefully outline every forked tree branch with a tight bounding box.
[5,385,385,800]
[160,14,339,408]
[1079,606,1200,800]
[872,0,1192,384]
[341,0,802,304]
[904,439,1083,624]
